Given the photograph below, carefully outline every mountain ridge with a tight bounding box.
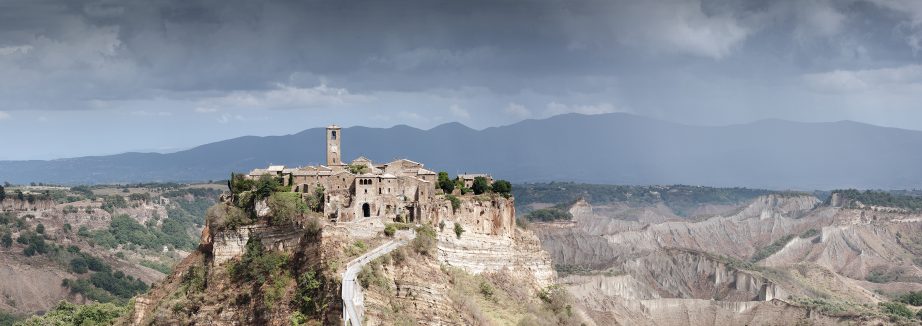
[3,113,922,189]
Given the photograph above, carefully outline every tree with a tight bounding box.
[348,163,369,174]
[35,223,45,234]
[254,175,283,201]
[491,180,512,197]
[0,184,5,201]
[471,177,490,195]
[267,192,307,225]
[437,172,455,194]
[70,258,89,274]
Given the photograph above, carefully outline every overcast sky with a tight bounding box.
[0,0,921,160]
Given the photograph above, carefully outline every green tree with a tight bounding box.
[70,258,89,274]
[35,223,45,234]
[491,180,512,197]
[228,173,255,195]
[437,172,455,194]
[254,175,284,200]
[348,163,369,174]
[471,177,490,195]
[267,192,307,225]
[0,184,5,201]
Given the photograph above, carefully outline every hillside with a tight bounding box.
[0,183,221,322]
[3,113,922,189]
[525,187,922,325]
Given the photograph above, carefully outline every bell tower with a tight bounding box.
[326,125,342,166]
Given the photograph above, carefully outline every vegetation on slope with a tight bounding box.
[829,189,922,211]
[524,208,573,222]
[513,183,793,216]
[14,301,127,326]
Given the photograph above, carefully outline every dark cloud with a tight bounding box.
[1,0,922,159]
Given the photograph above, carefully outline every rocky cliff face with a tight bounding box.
[126,189,571,326]
[533,194,918,325]
[0,198,55,211]
[435,195,556,288]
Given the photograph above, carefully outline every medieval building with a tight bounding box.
[247,125,468,223]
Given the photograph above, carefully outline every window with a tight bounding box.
[331,130,337,140]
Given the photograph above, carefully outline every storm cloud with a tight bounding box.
[0,0,921,159]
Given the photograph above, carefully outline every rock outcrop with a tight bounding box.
[532,194,921,325]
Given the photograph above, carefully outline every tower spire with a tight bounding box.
[326,124,342,166]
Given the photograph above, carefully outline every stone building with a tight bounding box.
[248,125,453,223]
[458,173,494,189]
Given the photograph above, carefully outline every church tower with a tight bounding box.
[326,125,342,166]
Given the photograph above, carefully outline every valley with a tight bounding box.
[0,183,222,322]
[519,184,922,325]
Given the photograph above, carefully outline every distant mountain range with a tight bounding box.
[2,113,922,189]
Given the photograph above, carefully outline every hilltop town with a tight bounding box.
[123,124,563,325]
[245,125,493,223]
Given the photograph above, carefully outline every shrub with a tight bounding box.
[799,229,820,238]
[16,301,126,326]
[750,234,795,262]
[479,281,494,298]
[35,223,44,234]
[879,302,913,319]
[392,247,407,265]
[411,225,437,256]
[1,232,11,248]
[445,194,461,213]
[525,208,573,222]
[898,291,922,306]
[348,163,369,174]
[206,203,252,230]
[454,222,465,239]
[471,177,490,195]
[230,237,288,284]
[384,224,396,237]
[70,258,89,274]
[491,180,512,197]
[294,269,326,317]
[101,195,128,213]
[306,186,325,212]
[267,192,307,225]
